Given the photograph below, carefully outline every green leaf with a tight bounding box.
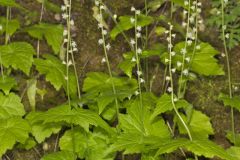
[177,110,214,138]
[32,105,114,134]
[26,112,61,143]
[148,0,164,12]
[113,99,170,154]
[0,93,25,119]
[0,76,17,95]
[110,15,154,40]
[0,42,35,75]
[218,93,240,111]
[0,117,30,156]
[0,0,21,7]
[41,151,75,160]
[0,17,20,36]
[24,23,63,54]
[227,147,240,159]
[17,137,36,150]
[34,54,77,98]
[60,128,115,160]
[226,131,240,147]
[83,72,138,114]
[161,42,224,76]
[36,0,61,13]
[155,138,234,160]
[155,26,166,35]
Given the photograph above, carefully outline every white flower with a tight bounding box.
[100,5,106,10]
[72,41,77,47]
[166,76,171,81]
[185,57,190,62]
[171,68,176,73]
[184,1,189,6]
[224,0,228,4]
[64,38,68,43]
[101,57,106,63]
[130,39,136,45]
[98,23,103,28]
[197,2,202,6]
[167,87,173,92]
[196,45,201,50]
[70,19,74,26]
[131,6,136,12]
[135,90,139,95]
[165,58,169,63]
[183,69,189,75]
[174,98,178,102]
[137,70,142,76]
[63,30,68,36]
[73,47,78,52]
[183,10,188,15]
[136,32,141,38]
[197,8,202,13]
[106,43,111,50]
[171,51,176,56]
[177,61,182,67]
[113,14,117,19]
[136,10,141,15]
[191,6,195,11]
[221,53,226,57]
[172,34,176,38]
[225,33,229,39]
[64,76,68,80]
[67,60,73,66]
[182,22,187,27]
[187,40,193,46]
[198,20,203,24]
[131,57,136,62]
[168,44,173,49]
[164,30,169,34]
[181,48,187,54]
[140,78,145,83]
[130,18,135,23]
[103,29,107,35]
[137,26,142,31]
[166,37,170,42]
[62,13,68,19]
[62,61,67,64]
[61,5,66,11]
[95,0,100,6]
[137,48,142,54]
[98,39,104,45]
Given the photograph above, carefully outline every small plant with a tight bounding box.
[0,0,240,160]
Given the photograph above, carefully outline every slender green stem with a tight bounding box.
[37,2,44,58]
[177,0,191,98]
[99,7,120,124]
[221,0,235,143]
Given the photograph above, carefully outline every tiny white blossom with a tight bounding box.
[137,26,142,31]
[168,44,173,49]
[181,48,187,54]
[166,76,171,81]
[131,6,136,12]
[100,5,106,10]
[131,57,136,62]
[135,90,139,95]
[185,57,190,62]
[67,60,73,66]
[113,14,117,19]
[130,39,136,45]
[95,0,100,6]
[177,61,182,67]
[73,47,78,52]
[98,23,103,28]
[98,39,104,45]
[197,2,202,6]
[64,38,68,43]
[61,5,66,11]
[62,61,67,64]
[172,34,176,38]
[225,33,229,39]
[137,48,142,54]
[70,19,74,26]
[183,69,189,75]
[101,57,106,63]
[182,22,187,27]
[196,45,201,50]
[187,40,193,46]
[184,1,189,6]
[174,98,178,102]
[103,29,107,35]
[140,78,145,83]
[106,43,111,50]
[221,53,226,57]
[171,68,176,73]
[136,10,141,15]
[167,87,173,92]
[130,18,135,23]
[171,51,176,56]
[164,30,169,34]
[165,58,169,63]
[137,70,142,76]
[63,30,68,36]
[136,32,141,38]
[64,76,68,80]
[62,13,68,19]
[72,41,77,47]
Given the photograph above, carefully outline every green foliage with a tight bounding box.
[30,104,114,134]
[41,151,75,160]
[0,17,20,36]
[59,127,115,160]
[34,54,77,98]
[0,117,30,156]
[110,15,154,40]
[226,132,240,147]
[155,138,234,160]
[83,72,138,114]
[218,93,240,111]
[0,0,21,8]
[0,42,35,75]
[0,76,17,95]
[161,42,225,76]
[36,0,61,13]
[0,93,25,119]
[24,23,64,54]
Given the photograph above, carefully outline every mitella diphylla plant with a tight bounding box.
[0,0,240,160]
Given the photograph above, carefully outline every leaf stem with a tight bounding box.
[221,0,235,144]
